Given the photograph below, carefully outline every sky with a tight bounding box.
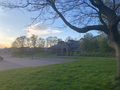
[0,3,99,48]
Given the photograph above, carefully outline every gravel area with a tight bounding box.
[0,53,76,71]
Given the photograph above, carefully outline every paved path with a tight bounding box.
[0,53,76,71]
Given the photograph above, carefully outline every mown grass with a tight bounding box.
[76,52,116,58]
[12,53,57,58]
[0,58,119,90]
[12,52,116,59]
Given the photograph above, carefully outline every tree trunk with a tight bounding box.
[115,45,120,76]
[108,40,120,76]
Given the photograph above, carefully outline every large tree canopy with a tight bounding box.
[0,0,119,34]
[0,0,120,76]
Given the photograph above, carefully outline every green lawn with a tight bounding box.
[0,58,119,90]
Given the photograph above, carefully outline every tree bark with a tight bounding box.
[115,45,120,76]
[108,39,120,76]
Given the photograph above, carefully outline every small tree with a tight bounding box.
[36,37,45,53]
[65,36,73,42]
[11,41,19,56]
[18,36,26,57]
[30,34,38,59]
[11,36,27,57]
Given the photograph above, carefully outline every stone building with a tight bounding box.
[48,40,80,55]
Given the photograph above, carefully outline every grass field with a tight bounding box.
[12,52,116,59]
[0,58,119,90]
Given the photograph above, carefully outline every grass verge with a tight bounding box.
[76,52,116,58]
[0,58,119,90]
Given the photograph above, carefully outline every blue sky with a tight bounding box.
[0,6,99,48]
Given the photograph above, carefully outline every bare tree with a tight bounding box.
[36,37,45,48]
[46,36,61,47]
[25,37,31,48]
[46,36,53,47]
[12,36,27,57]
[1,0,120,76]
[57,38,62,42]
[36,37,45,53]
[65,36,73,42]
[30,34,38,59]
[11,41,19,56]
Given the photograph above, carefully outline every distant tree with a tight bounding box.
[65,36,73,42]
[46,37,49,48]
[12,36,27,57]
[30,34,38,59]
[36,37,45,53]
[11,41,18,55]
[46,36,53,47]
[79,33,99,52]
[46,36,61,47]
[97,32,115,53]
[25,37,31,48]
[99,38,114,52]
[80,32,114,53]
[57,38,62,42]
[52,36,60,46]
[90,36,99,52]
[79,38,89,52]
[79,33,92,52]
[37,37,45,48]
[74,37,78,41]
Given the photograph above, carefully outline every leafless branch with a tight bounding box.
[84,1,98,13]
[29,9,43,26]
[98,11,107,27]
[113,0,115,10]
[90,0,117,23]
[115,4,120,11]
[49,1,109,35]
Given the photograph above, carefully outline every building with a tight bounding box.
[0,47,12,53]
[48,40,80,55]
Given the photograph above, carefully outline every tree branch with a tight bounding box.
[0,1,30,9]
[98,11,107,27]
[113,0,115,10]
[115,4,120,11]
[0,1,49,9]
[84,1,98,12]
[50,2,109,35]
[89,0,99,7]
[118,15,120,22]
[90,0,117,24]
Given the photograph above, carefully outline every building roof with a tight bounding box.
[49,43,63,49]
[49,40,80,49]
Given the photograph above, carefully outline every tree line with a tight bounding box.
[11,35,61,57]
[12,32,115,58]
[79,33,115,53]
[11,34,80,57]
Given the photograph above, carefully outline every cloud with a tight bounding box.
[7,29,10,31]
[25,23,63,37]
[27,23,49,30]
[52,30,63,33]
[7,37,16,41]
[25,23,50,37]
